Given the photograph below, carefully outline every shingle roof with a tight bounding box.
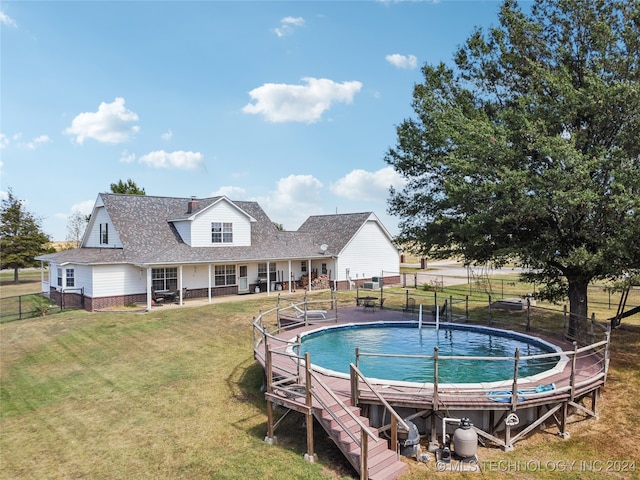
[298,212,377,253]
[38,194,372,266]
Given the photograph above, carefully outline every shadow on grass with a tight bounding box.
[231,358,356,478]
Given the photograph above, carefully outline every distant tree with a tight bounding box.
[110,179,146,195]
[66,211,90,248]
[0,189,52,283]
[273,223,284,231]
[385,0,640,338]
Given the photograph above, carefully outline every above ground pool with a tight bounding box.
[296,322,563,385]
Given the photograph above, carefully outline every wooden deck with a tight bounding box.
[255,305,608,475]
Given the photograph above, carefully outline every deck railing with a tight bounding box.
[254,298,611,453]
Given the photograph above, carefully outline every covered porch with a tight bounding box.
[142,257,337,310]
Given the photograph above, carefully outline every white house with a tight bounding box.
[36,193,400,311]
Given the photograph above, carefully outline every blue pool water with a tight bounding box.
[297,323,560,384]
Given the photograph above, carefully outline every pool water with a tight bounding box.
[297,324,560,384]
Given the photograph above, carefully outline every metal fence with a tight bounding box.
[0,288,86,323]
[392,270,639,321]
[0,293,62,323]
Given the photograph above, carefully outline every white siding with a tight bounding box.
[73,265,93,296]
[92,264,147,297]
[189,201,252,247]
[47,263,94,296]
[336,221,399,281]
[84,207,122,248]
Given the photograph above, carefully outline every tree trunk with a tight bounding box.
[13,267,19,283]
[567,276,589,341]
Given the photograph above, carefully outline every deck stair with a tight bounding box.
[310,381,407,480]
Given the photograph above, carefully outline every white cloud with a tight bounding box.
[119,150,136,163]
[23,134,52,150]
[331,167,406,201]
[64,97,140,144]
[0,189,7,201]
[259,175,324,229]
[138,150,204,170]
[275,16,304,37]
[385,53,418,69]
[243,77,362,123]
[0,133,8,149]
[211,186,247,199]
[0,10,17,27]
[161,129,173,140]
[71,200,95,215]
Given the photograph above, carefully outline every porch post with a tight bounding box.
[208,264,212,303]
[307,259,312,290]
[267,261,271,295]
[178,265,184,305]
[146,267,153,311]
[288,260,292,293]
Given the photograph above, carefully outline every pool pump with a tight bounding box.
[398,419,421,457]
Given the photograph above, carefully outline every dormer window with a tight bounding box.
[100,223,109,244]
[212,222,233,243]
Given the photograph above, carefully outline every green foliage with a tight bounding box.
[30,295,54,317]
[0,189,51,282]
[386,0,640,334]
[109,179,146,195]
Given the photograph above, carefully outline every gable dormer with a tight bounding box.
[171,197,255,247]
[83,195,123,248]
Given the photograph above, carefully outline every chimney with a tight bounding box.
[187,197,199,214]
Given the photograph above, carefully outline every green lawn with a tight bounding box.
[1,275,639,479]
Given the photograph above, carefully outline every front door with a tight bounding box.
[238,265,248,292]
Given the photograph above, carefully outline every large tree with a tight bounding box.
[385,0,640,338]
[110,179,146,195]
[0,189,52,283]
[66,211,90,248]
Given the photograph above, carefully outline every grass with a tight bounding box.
[1,272,639,479]
[0,269,44,297]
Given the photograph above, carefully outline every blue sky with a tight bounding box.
[1,1,504,241]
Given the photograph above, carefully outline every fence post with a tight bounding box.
[350,364,359,407]
[465,295,469,320]
[19,296,22,320]
[360,429,368,480]
[449,295,453,322]
[265,346,276,443]
[526,297,531,332]
[391,415,398,456]
[433,346,439,411]
[563,305,568,339]
[488,294,492,326]
[590,313,596,344]
[511,348,520,411]
[304,352,317,463]
[434,291,437,321]
[570,342,578,402]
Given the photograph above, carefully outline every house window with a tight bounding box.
[100,223,109,244]
[257,263,276,281]
[301,261,307,273]
[212,222,233,243]
[57,268,62,287]
[257,263,267,279]
[152,267,178,291]
[66,269,75,287]
[214,265,236,286]
[321,263,327,275]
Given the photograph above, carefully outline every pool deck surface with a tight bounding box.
[259,306,606,412]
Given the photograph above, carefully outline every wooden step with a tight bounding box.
[369,458,408,480]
